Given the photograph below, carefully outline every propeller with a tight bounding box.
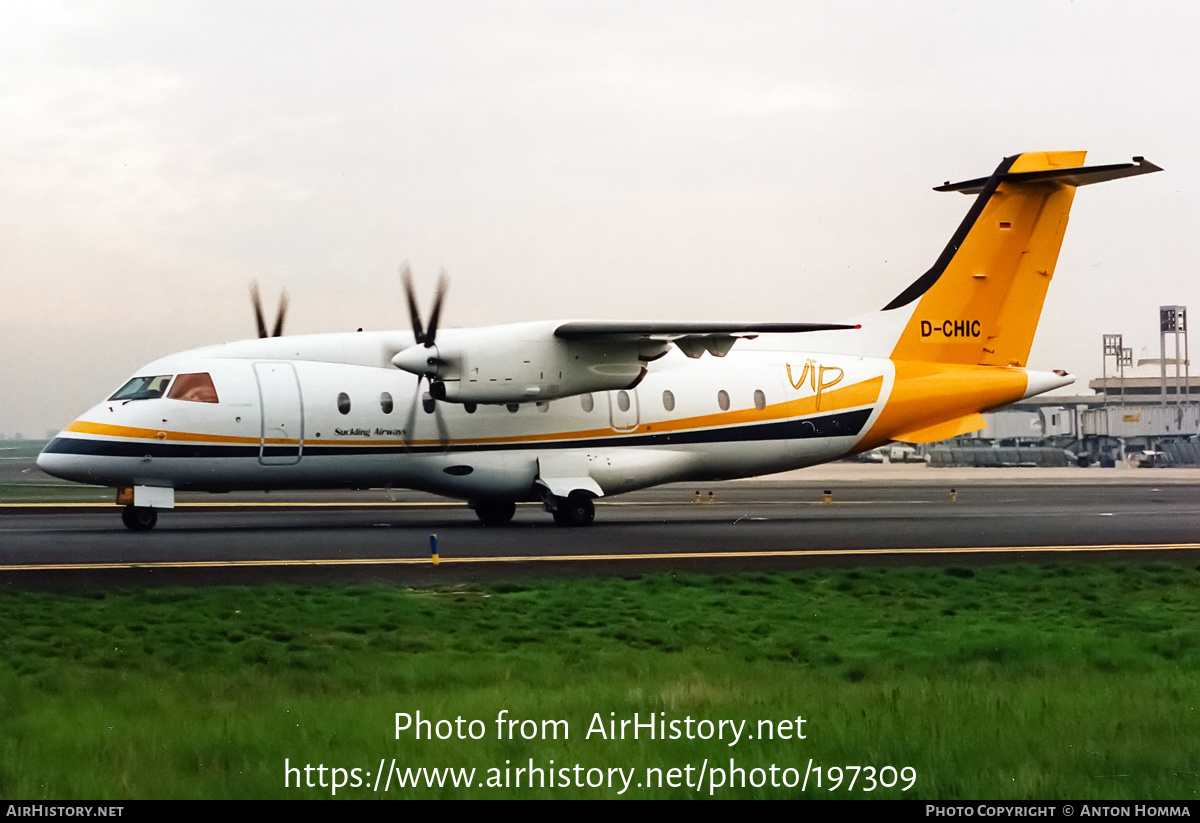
[398,264,450,450]
[250,282,289,338]
[401,263,448,348]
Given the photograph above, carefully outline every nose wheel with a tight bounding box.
[121,506,158,531]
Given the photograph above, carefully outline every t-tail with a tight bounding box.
[856,151,1161,449]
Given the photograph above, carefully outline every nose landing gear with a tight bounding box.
[121,506,158,531]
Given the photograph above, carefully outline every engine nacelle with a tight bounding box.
[391,321,666,405]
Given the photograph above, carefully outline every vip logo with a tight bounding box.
[920,319,981,338]
[786,359,844,411]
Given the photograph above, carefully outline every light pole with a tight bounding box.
[1159,306,1188,405]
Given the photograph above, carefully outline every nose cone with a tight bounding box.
[36,437,71,480]
[36,435,98,484]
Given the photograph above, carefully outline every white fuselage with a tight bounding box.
[37,327,894,502]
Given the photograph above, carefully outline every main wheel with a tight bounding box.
[551,491,595,527]
[121,506,158,531]
[473,499,516,526]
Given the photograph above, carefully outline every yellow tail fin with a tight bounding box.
[855,152,1159,453]
[884,152,1160,367]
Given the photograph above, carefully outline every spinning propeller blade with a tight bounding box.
[398,266,452,450]
[424,270,448,348]
[400,263,426,344]
[250,281,288,338]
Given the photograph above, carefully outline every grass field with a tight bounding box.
[0,441,50,465]
[0,484,113,503]
[0,441,110,502]
[2,562,1199,799]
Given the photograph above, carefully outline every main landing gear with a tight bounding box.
[472,491,596,527]
[121,505,158,531]
[471,499,517,526]
[548,490,595,527]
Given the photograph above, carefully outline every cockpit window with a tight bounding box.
[109,375,173,401]
[167,373,219,404]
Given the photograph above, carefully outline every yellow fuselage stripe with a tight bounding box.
[64,376,884,449]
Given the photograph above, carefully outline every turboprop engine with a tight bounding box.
[391,321,667,405]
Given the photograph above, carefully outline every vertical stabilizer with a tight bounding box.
[883,152,1160,367]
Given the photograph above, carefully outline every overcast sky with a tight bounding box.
[2,1,1196,437]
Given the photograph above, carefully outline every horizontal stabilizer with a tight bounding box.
[935,156,1162,195]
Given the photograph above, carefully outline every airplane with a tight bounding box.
[37,151,1161,530]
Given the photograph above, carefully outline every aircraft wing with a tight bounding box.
[554,321,857,358]
[554,321,856,339]
[395,319,862,402]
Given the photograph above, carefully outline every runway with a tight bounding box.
[4,463,1200,587]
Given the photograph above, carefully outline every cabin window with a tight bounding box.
[337,392,351,414]
[380,392,394,414]
[717,390,730,411]
[580,393,594,412]
[662,390,675,412]
[110,375,172,401]
[753,389,766,411]
[617,390,630,412]
[167,373,219,404]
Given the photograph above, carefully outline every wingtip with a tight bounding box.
[1133,156,1164,173]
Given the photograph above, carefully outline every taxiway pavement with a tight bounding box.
[3,463,1199,588]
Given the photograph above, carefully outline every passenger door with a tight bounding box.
[254,362,304,465]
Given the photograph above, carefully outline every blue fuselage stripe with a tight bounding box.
[44,408,873,458]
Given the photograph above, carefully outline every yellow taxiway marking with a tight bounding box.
[4,543,1199,572]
